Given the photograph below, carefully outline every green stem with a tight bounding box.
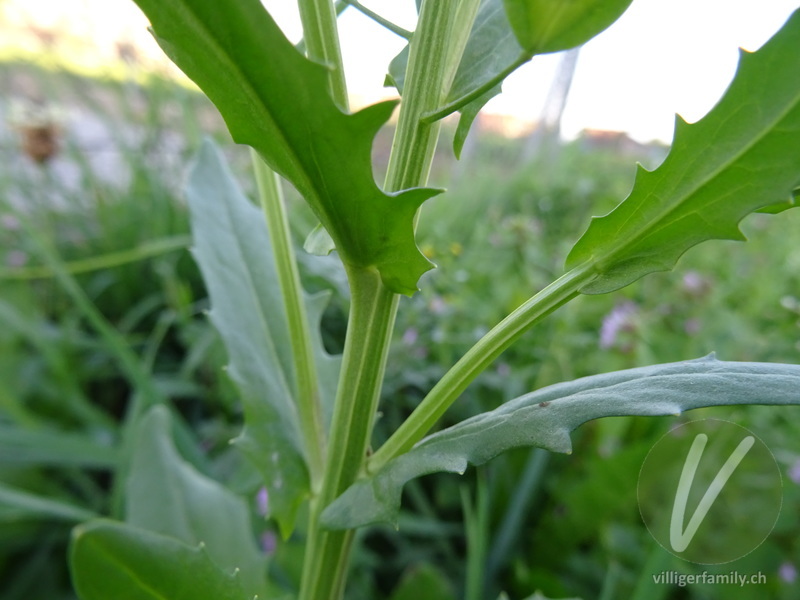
[251,150,326,488]
[298,0,349,108]
[342,0,413,39]
[422,52,529,123]
[370,263,596,472]
[299,267,396,600]
[297,1,480,598]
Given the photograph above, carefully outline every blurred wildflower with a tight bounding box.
[255,486,269,516]
[5,250,29,268]
[402,327,418,346]
[779,562,797,584]
[599,300,638,351]
[449,241,463,256]
[496,362,511,377]
[260,531,277,555]
[683,318,702,335]
[788,459,800,484]
[681,270,710,297]
[1,215,20,231]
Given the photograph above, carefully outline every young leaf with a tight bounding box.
[187,141,340,536]
[502,0,633,54]
[130,0,439,294]
[70,520,250,600]
[322,355,800,529]
[567,9,800,294]
[391,0,632,153]
[126,406,267,598]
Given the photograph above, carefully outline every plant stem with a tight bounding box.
[298,0,349,108]
[297,1,480,598]
[370,263,597,472]
[251,149,326,487]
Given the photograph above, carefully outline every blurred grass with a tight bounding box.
[0,56,799,600]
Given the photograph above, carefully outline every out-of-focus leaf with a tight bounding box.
[566,10,800,294]
[0,425,117,469]
[0,483,97,523]
[125,406,266,597]
[70,520,250,600]
[131,0,439,294]
[323,356,800,528]
[388,564,456,600]
[187,140,339,536]
[502,0,632,54]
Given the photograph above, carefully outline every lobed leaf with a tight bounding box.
[187,141,340,536]
[130,0,438,294]
[566,9,800,294]
[322,356,800,529]
[126,406,267,598]
[70,520,250,600]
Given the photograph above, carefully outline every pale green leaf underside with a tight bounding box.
[567,9,800,294]
[126,406,266,598]
[323,356,800,529]
[187,141,340,536]
[70,520,250,600]
[131,0,438,293]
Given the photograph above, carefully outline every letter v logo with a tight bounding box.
[669,433,755,552]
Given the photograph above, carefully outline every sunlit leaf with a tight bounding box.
[187,141,340,536]
[70,520,250,600]
[323,356,800,528]
[502,0,633,54]
[130,0,439,294]
[566,10,800,294]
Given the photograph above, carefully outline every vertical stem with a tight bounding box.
[251,149,326,487]
[297,1,480,599]
[298,0,349,108]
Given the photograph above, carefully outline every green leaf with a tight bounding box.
[566,10,800,294]
[0,425,118,469]
[388,564,456,600]
[126,406,267,598]
[390,0,631,153]
[0,483,97,523]
[131,0,439,294]
[70,519,250,600]
[322,355,800,529]
[187,141,339,536]
[502,0,633,54]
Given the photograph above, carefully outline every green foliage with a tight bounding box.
[69,520,250,600]
[3,2,800,600]
[566,9,800,294]
[126,406,267,598]
[323,356,800,529]
[131,0,441,294]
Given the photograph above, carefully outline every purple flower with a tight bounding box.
[788,459,800,484]
[256,486,269,516]
[599,301,638,350]
[402,327,418,345]
[779,561,797,584]
[260,531,277,554]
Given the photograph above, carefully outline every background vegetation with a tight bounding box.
[2,58,799,599]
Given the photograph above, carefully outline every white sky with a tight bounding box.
[265,0,799,143]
